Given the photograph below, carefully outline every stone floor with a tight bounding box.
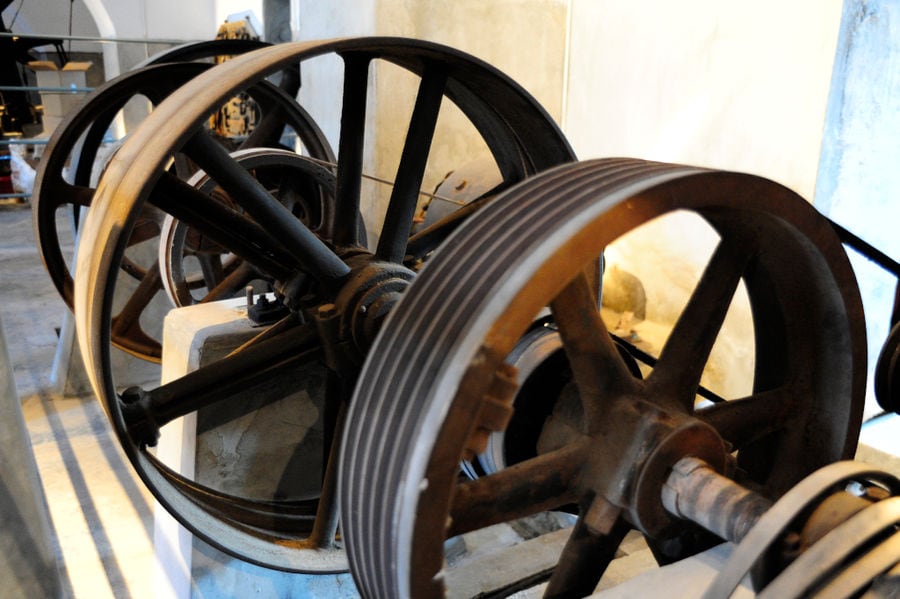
[2,197,899,598]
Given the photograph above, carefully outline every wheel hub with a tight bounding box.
[333,253,415,356]
[574,394,729,536]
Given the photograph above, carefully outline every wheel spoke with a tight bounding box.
[448,438,588,537]
[306,400,346,549]
[63,183,96,208]
[200,261,258,303]
[124,324,320,445]
[196,253,225,290]
[110,261,164,351]
[182,129,349,286]
[151,171,294,279]
[332,54,371,247]
[376,66,447,262]
[647,238,755,409]
[550,271,641,424]
[543,513,631,598]
[696,387,796,451]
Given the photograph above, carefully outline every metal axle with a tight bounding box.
[662,457,772,544]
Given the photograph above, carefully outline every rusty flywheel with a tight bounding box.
[339,158,867,597]
[71,37,574,572]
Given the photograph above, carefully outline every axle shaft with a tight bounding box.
[662,457,772,544]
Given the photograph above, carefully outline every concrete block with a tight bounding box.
[154,297,346,598]
[29,61,92,119]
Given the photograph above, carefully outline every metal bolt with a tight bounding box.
[317,303,337,319]
[119,386,145,404]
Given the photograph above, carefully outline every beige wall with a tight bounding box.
[564,1,843,397]
[565,0,842,198]
[289,1,844,396]
[292,1,842,396]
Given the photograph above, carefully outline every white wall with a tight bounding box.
[3,0,220,80]
[2,0,99,49]
[566,0,843,199]
[563,0,843,397]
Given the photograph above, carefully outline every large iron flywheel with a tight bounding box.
[72,37,574,572]
[340,158,866,597]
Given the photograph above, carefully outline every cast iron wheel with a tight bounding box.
[340,158,866,597]
[74,37,574,571]
[158,147,337,307]
[33,60,332,361]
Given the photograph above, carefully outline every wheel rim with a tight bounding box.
[340,158,866,597]
[74,37,574,571]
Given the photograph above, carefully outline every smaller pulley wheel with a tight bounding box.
[159,148,336,307]
[705,461,900,598]
[469,321,641,478]
[340,158,866,597]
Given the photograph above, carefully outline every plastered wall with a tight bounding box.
[564,1,844,397]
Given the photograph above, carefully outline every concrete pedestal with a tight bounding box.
[153,297,355,598]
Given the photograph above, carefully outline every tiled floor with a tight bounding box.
[2,198,900,598]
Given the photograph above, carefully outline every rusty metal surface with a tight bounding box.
[663,457,900,597]
[72,37,573,571]
[760,488,900,597]
[662,457,772,545]
[340,158,865,597]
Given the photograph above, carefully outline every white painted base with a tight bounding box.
[153,297,258,599]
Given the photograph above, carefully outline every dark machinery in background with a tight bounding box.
[31,36,900,597]
[0,0,65,136]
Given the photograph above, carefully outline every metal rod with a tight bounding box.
[0,138,118,146]
[307,400,347,549]
[830,220,900,278]
[0,31,202,45]
[0,139,47,145]
[662,457,772,544]
[0,85,92,93]
[183,129,350,287]
[147,326,319,427]
[151,172,294,279]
